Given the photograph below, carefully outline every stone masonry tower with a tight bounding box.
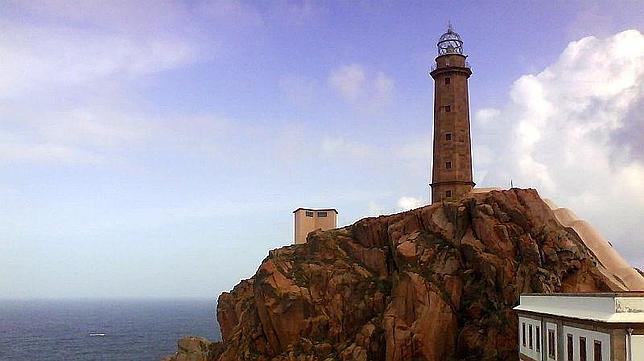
[430,25,474,203]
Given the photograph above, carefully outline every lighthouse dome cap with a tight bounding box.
[437,23,464,55]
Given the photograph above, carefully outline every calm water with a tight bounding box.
[0,299,221,361]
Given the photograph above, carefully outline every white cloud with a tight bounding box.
[320,136,373,159]
[328,64,395,111]
[474,108,501,126]
[0,0,296,167]
[367,201,384,217]
[328,64,366,101]
[36,108,152,148]
[474,29,644,266]
[279,75,318,106]
[394,137,431,173]
[0,104,155,165]
[0,142,103,165]
[0,2,208,164]
[270,0,325,25]
[0,1,327,166]
[397,196,424,211]
[198,0,264,28]
[9,0,190,30]
[373,71,395,103]
[0,21,196,98]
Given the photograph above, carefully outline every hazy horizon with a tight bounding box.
[1,1,643,299]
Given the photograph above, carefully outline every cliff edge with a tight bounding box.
[165,188,643,361]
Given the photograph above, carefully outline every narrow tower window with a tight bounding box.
[446,190,452,198]
[536,326,540,352]
[445,161,452,169]
[444,105,451,112]
[317,211,328,217]
[305,211,314,217]
[445,133,452,141]
[445,77,450,85]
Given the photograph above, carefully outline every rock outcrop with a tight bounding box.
[167,189,642,361]
[162,336,221,361]
[545,198,644,290]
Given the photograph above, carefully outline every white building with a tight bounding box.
[514,293,644,361]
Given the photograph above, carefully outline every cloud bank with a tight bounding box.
[474,29,644,266]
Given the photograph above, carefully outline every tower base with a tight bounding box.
[431,180,475,204]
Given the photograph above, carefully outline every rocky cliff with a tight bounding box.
[165,189,636,361]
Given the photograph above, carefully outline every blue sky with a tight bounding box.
[1,1,643,298]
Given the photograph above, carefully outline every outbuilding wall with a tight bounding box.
[293,209,337,244]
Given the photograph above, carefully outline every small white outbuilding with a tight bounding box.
[293,208,338,245]
[514,293,644,361]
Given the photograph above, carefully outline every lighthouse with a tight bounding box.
[430,25,475,203]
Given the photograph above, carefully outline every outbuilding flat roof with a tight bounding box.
[293,208,338,214]
[514,293,644,324]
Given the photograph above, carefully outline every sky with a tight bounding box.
[0,0,643,299]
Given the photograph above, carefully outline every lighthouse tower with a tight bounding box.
[430,25,475,203]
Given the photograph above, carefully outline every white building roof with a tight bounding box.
[514,293,644,324]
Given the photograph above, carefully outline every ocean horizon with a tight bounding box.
[0,298,221,361]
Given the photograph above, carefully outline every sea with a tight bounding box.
[0,299,221,361]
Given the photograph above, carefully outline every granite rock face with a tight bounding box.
[175,189,629,361]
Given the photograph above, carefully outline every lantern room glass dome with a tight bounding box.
[437,24,464,55]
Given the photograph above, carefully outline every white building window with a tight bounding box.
[548,329,556,359]
[562,325,610,361]
[519,317,543,360]
[593,341,602,361]
[580,336,587,361]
